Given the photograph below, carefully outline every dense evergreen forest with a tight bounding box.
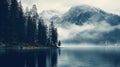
[0,0,60,47]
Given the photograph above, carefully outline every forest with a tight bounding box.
[0,0,60,48]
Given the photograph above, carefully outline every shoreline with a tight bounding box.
[0,45,59,50]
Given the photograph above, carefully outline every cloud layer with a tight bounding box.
[58,21,120,42]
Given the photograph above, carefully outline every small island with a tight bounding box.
[0,0,61,49]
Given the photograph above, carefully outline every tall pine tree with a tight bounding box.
[26,15,36,44]
[49,21,58,47]
[9,0,19,43]
[38,19,48,45]
[17,1,26,43]
[0,0,9,43]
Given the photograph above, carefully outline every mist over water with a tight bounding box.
[60,43,120,48]
[58,46,120,67]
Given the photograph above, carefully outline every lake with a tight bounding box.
[0,46,120,67]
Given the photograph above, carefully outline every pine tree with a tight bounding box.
[26,15,36,44]
[9,0,19,43]
[31,4,38,44]
[17,1,26,43]
[0,0,9,43]
[49,21,58,47]
[30,4,38,17]
[38,19,48,45]
[52,28,58,46]
[58,40,61,46]
[25,4,38,44]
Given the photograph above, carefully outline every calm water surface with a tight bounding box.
[0,46,120,67]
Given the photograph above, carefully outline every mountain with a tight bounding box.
[62,5,120,25]
[39,5,120,44]
[60,5,120,44]
[39,10,62,24]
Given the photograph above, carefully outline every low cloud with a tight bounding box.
[58,21,120,42]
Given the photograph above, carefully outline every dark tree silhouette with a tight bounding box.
[9,0,20,43]
[38,19,48,45]
[49,21,58,47]
[0,0,9,43]
[25,4,38,44]
[0,0,60,47]
[58,40,61,46]
[26,15,36,44]
[52,28,58,46]
[31,5,38,43]
[17,1,26,43]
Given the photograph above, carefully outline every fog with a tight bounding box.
[58,21,120,43]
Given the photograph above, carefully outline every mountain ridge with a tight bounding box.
[62,5,120,25]
[39,5,120,44]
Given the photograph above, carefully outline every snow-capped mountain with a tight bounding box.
[39,5,120,44]
[59,5,120,44]
[62,5,120,25]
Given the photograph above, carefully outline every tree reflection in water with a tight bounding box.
[0,48,61,67]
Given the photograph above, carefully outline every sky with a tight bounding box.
[21,0,120,15]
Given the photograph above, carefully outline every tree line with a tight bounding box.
[0,0,60,47]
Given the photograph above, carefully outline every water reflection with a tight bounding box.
[1,47,120,67]
[58,47,120,67]
[0,48,60,67]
